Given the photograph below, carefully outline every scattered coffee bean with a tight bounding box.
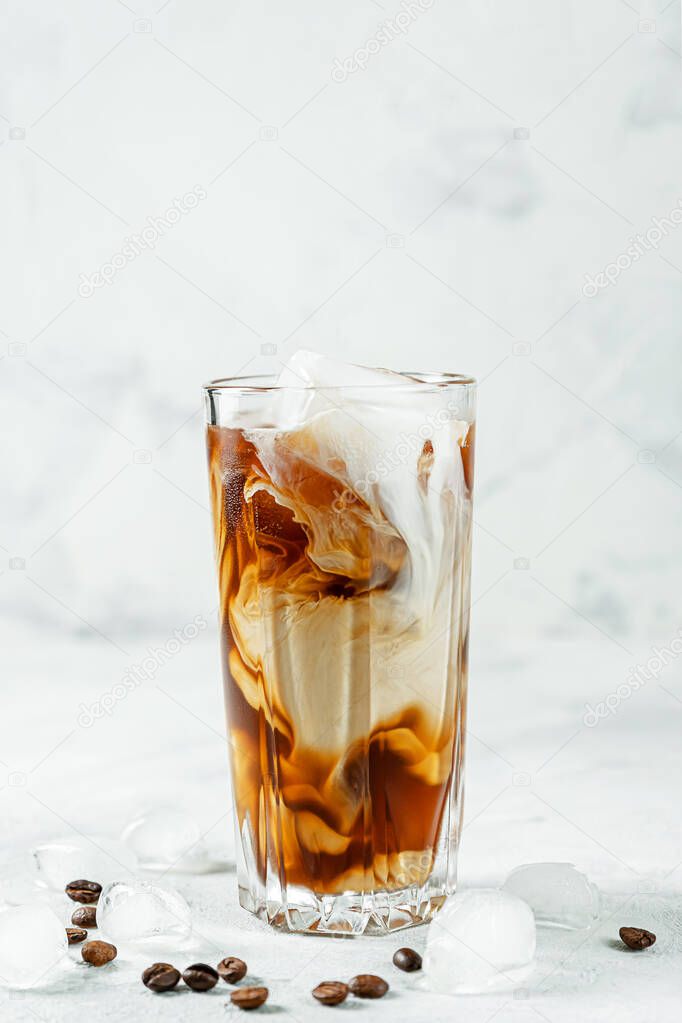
[71,906,97,929]
[392,947,422,972]
[182,963,219,991]
[217,955,248,983]
[142,962,181,992]
[312,981,349,1006]
[82,940,117,967]
[66,927,87,945]
[619,926,656,950]
[230,986,269,1010]
[348,974,389,998]
[65,880,102,904]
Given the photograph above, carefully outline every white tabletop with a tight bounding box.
[2,632,681,1021]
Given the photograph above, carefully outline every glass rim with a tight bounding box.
[203,370,476,394]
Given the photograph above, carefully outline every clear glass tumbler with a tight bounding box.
[204,371,476,934]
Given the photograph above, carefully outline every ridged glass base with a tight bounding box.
[238,881,452,936]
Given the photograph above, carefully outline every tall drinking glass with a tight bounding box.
[204,370,476,934]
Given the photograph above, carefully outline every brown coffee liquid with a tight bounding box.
[207,423,472,896]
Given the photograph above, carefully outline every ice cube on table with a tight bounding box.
[32,835,137,891]
[97,880,191,951]
[0,855,50,909]
[121,808,213,872]
[0,904,68,989]
[502,862,600,930]
[0,878,63,914]
[424,889,536,995]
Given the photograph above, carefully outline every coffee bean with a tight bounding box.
[392,947,422,972]
[66,927,87,945]
[217,955,248,983]
[230,986,269,1010]
[182,963,219,991]
[348,974,389,998]
[312,981,349,1006]
[82,940,117,967]
[71,906,97,929]
[619,926,656,950]
[65,880,101,904]
[142,962,181,992]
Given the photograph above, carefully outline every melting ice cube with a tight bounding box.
[424,889,536,995]
[97,880,192,951]
[121,808,217,873]
[0,856,53,910]
[265,349,415,430]
[32,835,137,891]
[0,904,68,989]
[502,863,600,930]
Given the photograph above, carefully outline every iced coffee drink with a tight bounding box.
[205,352,475,934]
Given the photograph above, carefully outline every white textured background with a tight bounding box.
[2,1,682,1019]
[1,0,682,648]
